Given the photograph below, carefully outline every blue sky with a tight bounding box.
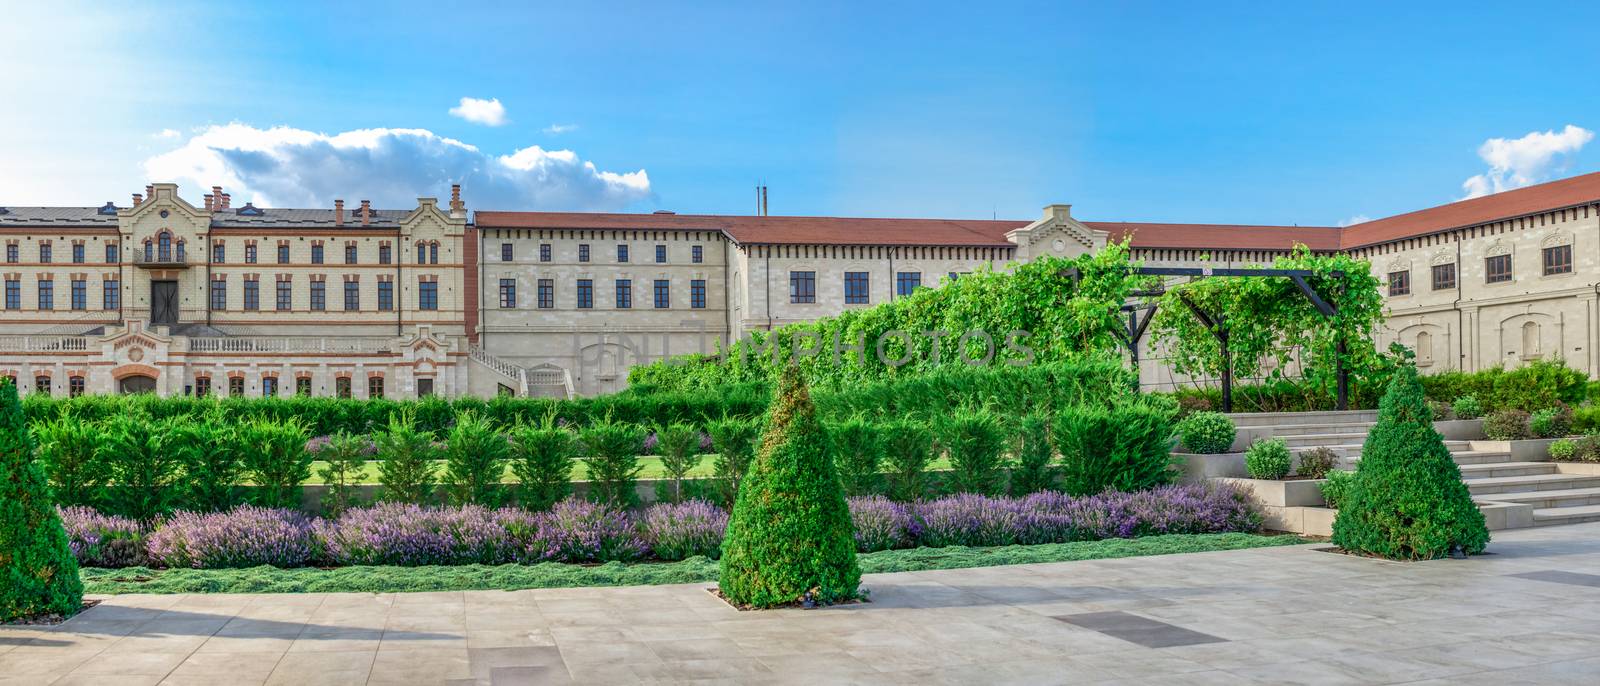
[3,1,1598,226]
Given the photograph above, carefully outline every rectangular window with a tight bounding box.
[345,244,357,265]
[212,242,225,263]
[419,281,438,310]
[691,279,706,309]
[499,278,517,308]
[416,378,434,398]
[276,279,292,310]
[70,280,85,310]
[654,279,670,308]
[37,281,53,310]
[655,245,666,263]
[578,244,590,262]
[1543,244,1573,275]
[72,244,84,264]
[311,244,324,265]
[210,280,226,310]
[430,243,438,264]
[102,279,119,310]
[229,376,245,397]
[378,281,394,310]
[1486,254,1513,283]
[379,244,392,265]
[844,272,870,304]
[615,279,632,308]
[277,244,289,264]
[501,243,514,262]
[344,281,360,311]
[540,244,552,262]
[39,244,51,264]
[692,245,703,263]
[6,279,19,310]
[6,244,18,263]
[244,280,260,310]
[310,281,326,311]
[1387,271,1410,296]
[790,271,816,304]
[417,243,427,264]
[36,376,50,394]
[105,244,118,264]
[577,279,593,309]
[538,278,554,309]
[194,377,210,398]
[245,244,257,264]
[69,376,84,397]
[1431,263,1457,290]
[617,244,629,262]
[296,377,312,397]
[262,377,278,397]
[368,376,384,399]
[896,271,922,297]
[336,377,351,399]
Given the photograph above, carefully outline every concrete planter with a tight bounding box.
[1214,477,1328,508]
[1434,419,1485,440]
[1175,452,1247,482]
[1469,438,1558,461]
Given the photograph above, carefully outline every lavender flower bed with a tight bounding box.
[58,506,149,568]
[66,484,1260,569]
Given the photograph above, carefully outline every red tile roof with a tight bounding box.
[473,211,1028,247]
[1089,222,1341,252]
[1339,171,1600,248]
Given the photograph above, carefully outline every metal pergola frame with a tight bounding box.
[1064,266,1349,412]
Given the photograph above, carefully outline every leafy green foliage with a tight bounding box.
[174,417,247,512]
[653,423,703,503]
[443,412,512,507]
[1175,411,1236,454]
[1053,403,1178,496]
[580,420,647,508]
[1319,470,1355,509]
[508,420,579,511]
[1008,415,1056,496]
[1566,435,1600,463]
[829,418,885,496]
[1244,438,1292,480]
[880,420,935,502]
[1572,404,1600,433]
[239,419,312,509]
[707,417,761,505]
[374,412,441,504]
[1452,395,1483,420]
[937,410,1009,496]
[98,415,187,520]
[1549,438,1577,461]
[0,380,82,621]
[1483,409,1531,441]
[1418,359,1586,413]
[1331,365,1489,560]
[314,432,370,516]
[719,366,860,608]
[1529,405,1573,439]
[1297,446,1339,479]
[33,416,105,508]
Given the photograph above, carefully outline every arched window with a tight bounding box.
[176,240,186,262]
[143,239,153,263]
[429,242,439,265]
[158,232,172,262]
[416,242,426,264]
[1522,321,1541,360]
[1415,331,1433,367]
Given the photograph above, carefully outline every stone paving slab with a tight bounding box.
[3,522,1599,684]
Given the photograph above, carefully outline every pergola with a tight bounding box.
[1063,266,1350,412]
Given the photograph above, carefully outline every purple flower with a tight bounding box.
[846,496,919,552]
[642,499,727,560]
[316,503,512,566]
[147,506,315,569]
[540,498,648,563]
[57,506,148,568]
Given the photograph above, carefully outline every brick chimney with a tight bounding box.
[450,184,463,213]
[220,193,231,209]
[132,193,143,206]
[203,194,214,210]
[145,184,154,200]
[334,199,345,227]
[359,200,371,226]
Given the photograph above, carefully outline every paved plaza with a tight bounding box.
[4,523,1600,685]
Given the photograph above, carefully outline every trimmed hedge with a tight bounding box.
[0,380,83,621]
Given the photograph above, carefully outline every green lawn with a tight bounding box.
[302,455,957,484]
[79,533,1303,594]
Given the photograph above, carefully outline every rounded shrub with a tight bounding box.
[719,365,860,608]
[1483,409,1531,440]
[1297,446,1339,479]
[1427,400,1455,421]
[0,379,83,621]
[1451,395,1483,420]
[1331,365,1489,560]
[1244,438,1292,480]
[1053,402,1178,496]
[1319,470,1355,509]
[1549,438,1577,461]
[1176,411,1236,454]
[1529,405,1573,439]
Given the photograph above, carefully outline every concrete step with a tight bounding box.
[1238,422,1376,437]
[1532,504,1600,526]
[1467,473,1600,496]
[1227,410,1380,428]
[1458,462,1561,479]
[1274,432,1370,448]
[1482,487,1600,509]
[1449,450,1517,466]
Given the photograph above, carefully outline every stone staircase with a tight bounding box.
[1225,410,1600,529]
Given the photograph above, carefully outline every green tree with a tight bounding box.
[719,365,860,608]
[653,423,703,503]
[937,410,1009,496]
[315,432,371,516]
[1009,414,1056,496]
[707,417,761,505]
[0,379,83,621]
[581,419,647,508]
[98,414,187,520]
[508,419,579,511]
[374,411,441,504]
[829,418,884,496]
[881,420,934,501]
[175,415,246,512]
[240,418,313,509]
[33,415,106,508]
[1331,365,1489,560]
[442,412,512,507]
[1054,402,1178,496]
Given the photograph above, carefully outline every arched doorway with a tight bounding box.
[119,375,157,394]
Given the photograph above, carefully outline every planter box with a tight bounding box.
[1434,419,1485,441]
[1175,452,1248,482]
[1213,477,1328,508]
[1469,438,1559,462]
[1553,461,1600,476]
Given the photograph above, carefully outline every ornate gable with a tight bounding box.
[1005,205,1109,262]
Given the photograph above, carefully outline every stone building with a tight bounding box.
[4,172,1599,397]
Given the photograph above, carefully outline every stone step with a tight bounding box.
[1238,422,1376,437]
[1273,433,1371,448]
[1532,504,1600,526]
[1466,472,1600,496]
[1458,462,1561,479]
[1482,487,1600,509]
[1226,410,1380,428]
[1449,450,1517,466]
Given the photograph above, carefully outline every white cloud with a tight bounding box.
[1461,125,1594,199]
[448,97,508,126]
[543,123,579,135]
[154,128,182,139]
[143,123,651,211]
[1337,215,1370,227]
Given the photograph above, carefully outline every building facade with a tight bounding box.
[4,173,1600,398]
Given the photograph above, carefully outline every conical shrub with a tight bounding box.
[1,379,83,621]
[718,365,860,608]
[1331,364,1489,559]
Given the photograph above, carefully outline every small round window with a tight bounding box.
[159,210,170,218]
